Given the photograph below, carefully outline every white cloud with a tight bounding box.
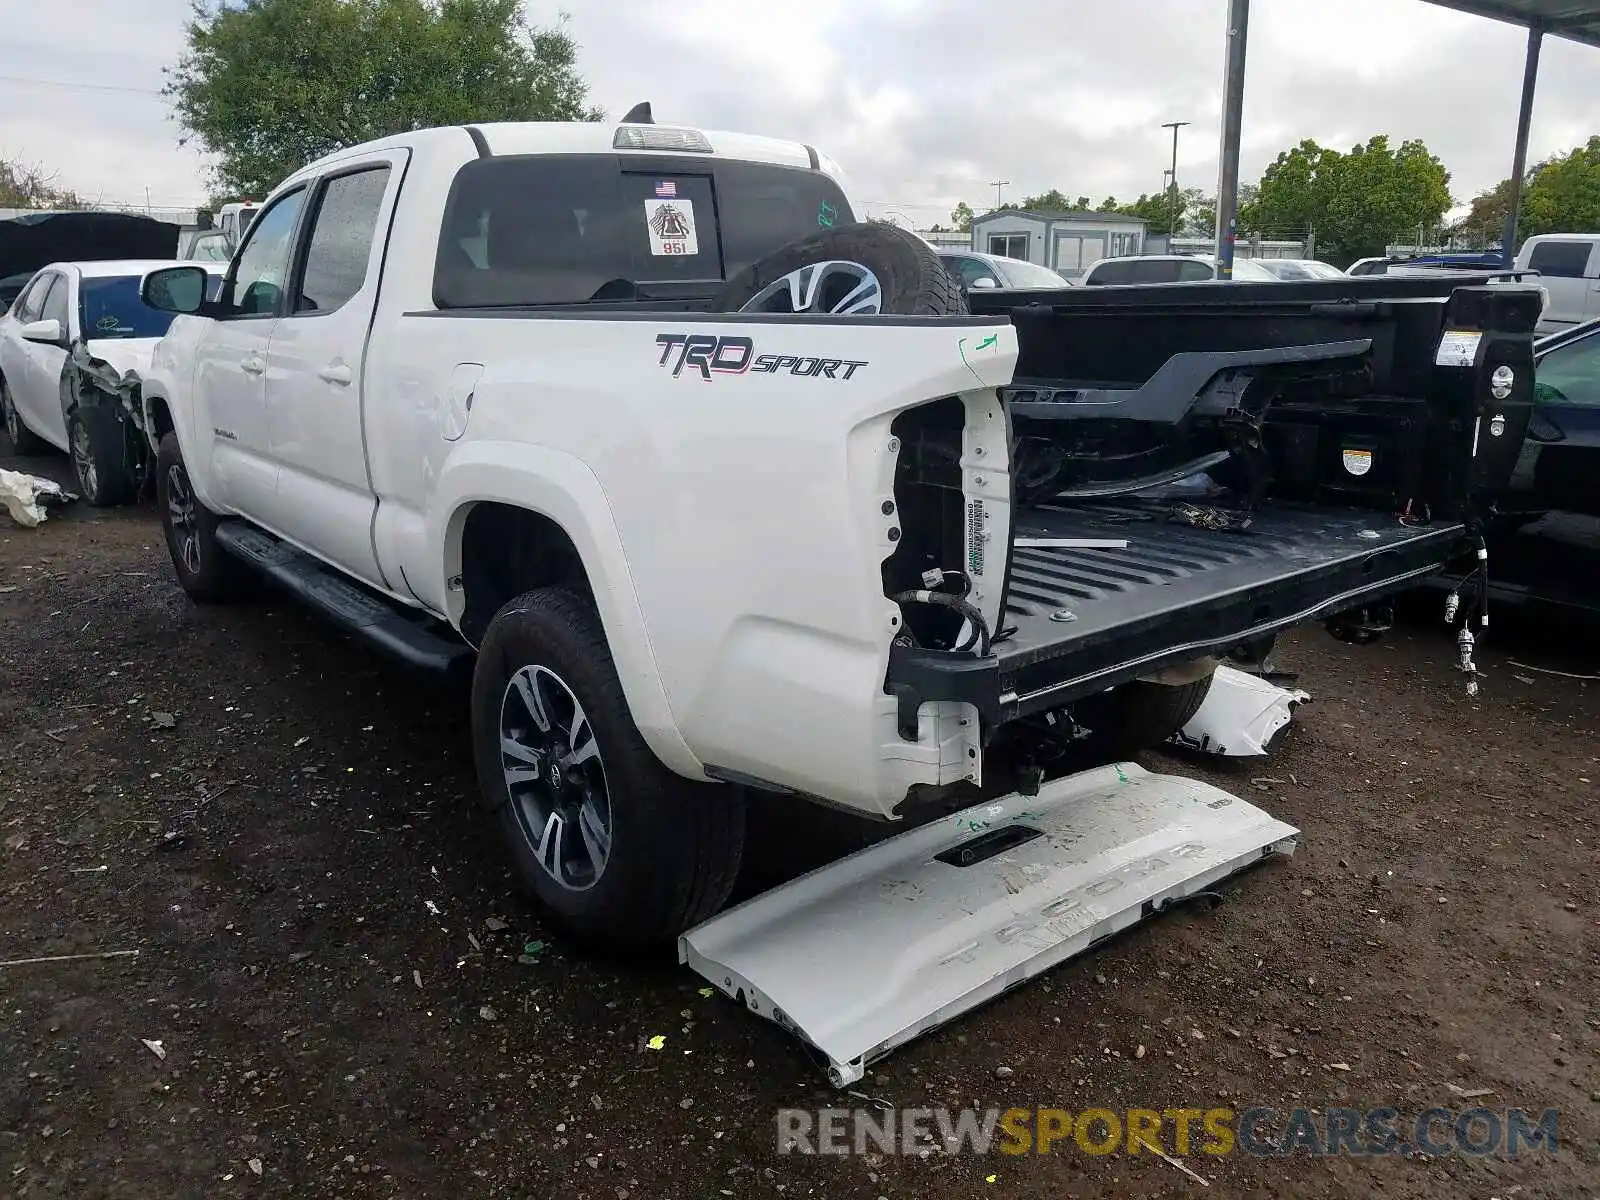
[0,0,1596,222]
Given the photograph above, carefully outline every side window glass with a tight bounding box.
[1177,261,1215,282]
[1537,333,1600,409]
[1130,260,1179,284]
[295,167,391,314]
[1528,241,1592,279]
[224,187,308,316]
[40,275,70,328]
[953,258,995,287]
[17,275,50,322]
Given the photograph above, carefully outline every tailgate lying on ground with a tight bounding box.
[680,762,1298,1086]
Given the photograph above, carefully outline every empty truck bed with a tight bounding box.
[991,498,1464,719]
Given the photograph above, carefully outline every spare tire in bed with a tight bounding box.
[715,222,967,317]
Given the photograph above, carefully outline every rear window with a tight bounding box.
[1527,240,1594,279]
[434,154,854,308]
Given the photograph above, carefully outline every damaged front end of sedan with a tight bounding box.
[63,341,156,506]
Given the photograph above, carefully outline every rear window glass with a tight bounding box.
[434,154,854,308]
[1528,240,1594,279]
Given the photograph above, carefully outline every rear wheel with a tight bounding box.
[155,432,248,603]
[471,587,745,954]
[1073,673,1216,759]
[1,376,50,455]
[68,407,138,506]
[716,222,967,317]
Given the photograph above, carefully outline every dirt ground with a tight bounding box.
[2,451,1596,1200]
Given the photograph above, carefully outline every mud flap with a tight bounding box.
[680,762,1297,1087]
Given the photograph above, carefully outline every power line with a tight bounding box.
[0,74,165,97]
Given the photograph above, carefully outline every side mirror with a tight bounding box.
[19,318,64,346]
[142,265,211,315]
[968,276,1000,289]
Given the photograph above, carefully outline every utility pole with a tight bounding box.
[990,180,1011,209]
[1214,0,1251,279]
[1161,121,1190,239]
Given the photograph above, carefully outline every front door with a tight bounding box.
[20,272,73,447]
[259,155,403,586]
[1518,324,1600,517]
[197,185,310,515]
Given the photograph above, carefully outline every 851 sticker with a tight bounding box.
[645,198,698,256]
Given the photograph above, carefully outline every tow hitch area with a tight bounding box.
[681,762,1297,1087]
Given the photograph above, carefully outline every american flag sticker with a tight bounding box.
[654,180,677,197]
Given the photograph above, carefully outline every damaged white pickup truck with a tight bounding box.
[135,112,1537,1006]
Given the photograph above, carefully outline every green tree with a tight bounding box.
[166,0,602,198]
[950,201,974,232]
[1181,187,1215,238]
[1452,137,1600,249]
[1455,177,1517,247]
[1522,135,1600,239]
[1242,136,1451,264]
[0,159,83,209]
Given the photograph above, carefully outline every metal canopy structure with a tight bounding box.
[1213,0,1600,276]
[1423,1,1600,49]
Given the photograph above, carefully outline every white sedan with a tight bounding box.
[0,259,221,505]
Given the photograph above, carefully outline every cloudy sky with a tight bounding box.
[1,0,1597,223]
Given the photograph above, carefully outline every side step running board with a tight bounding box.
[215,521,472,675]
[681,762,1297,1087]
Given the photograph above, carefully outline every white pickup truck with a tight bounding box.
[137,114,1540,961]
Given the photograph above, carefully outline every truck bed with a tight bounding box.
[881,273,1544,738]
[884,494,1464,740]
[995,498,1460,717]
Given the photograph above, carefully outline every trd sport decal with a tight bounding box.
[655,334,868,382]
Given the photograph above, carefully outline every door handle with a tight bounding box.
[240,355,264,374]
[318,363,353,386]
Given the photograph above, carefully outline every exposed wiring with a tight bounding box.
[890,588,992,656]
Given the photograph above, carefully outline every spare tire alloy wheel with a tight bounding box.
[716,222,968,318]
[739,260,883,315]
[499,664,613,891]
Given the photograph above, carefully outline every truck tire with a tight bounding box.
[1,376,50,455]
[68,406,138,507]
[472,587,745,955]
[715,222,967,316]
[1074,673,1216,759]
[155,432,248,603]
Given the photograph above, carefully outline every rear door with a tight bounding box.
[1514,322,1600,516]
[196,184,310,516]
[259,154,403,585]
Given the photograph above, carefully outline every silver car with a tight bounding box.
[938,249,1073,290]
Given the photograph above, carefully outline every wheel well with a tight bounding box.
[145,395,175,442]
[458,503,592,644]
